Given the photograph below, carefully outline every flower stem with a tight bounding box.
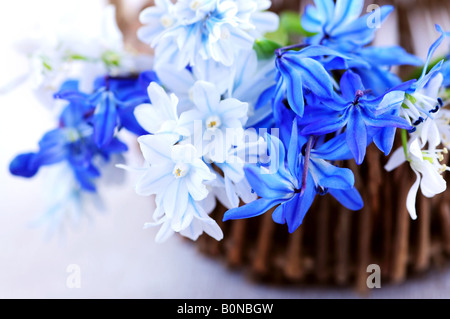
[300,136,315,196]
[401,129,409,158]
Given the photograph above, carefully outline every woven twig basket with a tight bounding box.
[113,0,450,291]
[196,145,450,291]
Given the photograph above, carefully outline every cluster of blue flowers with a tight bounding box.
[9,0,450,242]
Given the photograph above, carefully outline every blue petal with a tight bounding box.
[93,92,118,148]
[223,197,283,221]
[283,180,316,233]
[372,125,396,155]
[312,132,354,161]
[287,118,301,177]
[9,153,39,178]
[329,187,364,211]
[101,138,129,154]
[362,111,412,130]
[309,158,355,190]
[346,108,367,164]
[331,0,364,30]
[244,165,294,199]
[117,106,148,136]
[358,46,423,67]
[283,53,334,98]
[300,109,349,136]
[340,70,364,100]
[275,57,305,117]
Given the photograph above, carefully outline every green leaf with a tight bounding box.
[406,55,445,80]
[254,38,281,60]
[102,50,121,68]
[68,54,89,61]
[42,61,52,71]
[280,11,317,37]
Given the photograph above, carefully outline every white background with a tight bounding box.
[1,0,450,299]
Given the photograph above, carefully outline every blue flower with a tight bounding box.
[54,72,156,148]
[274,45,349,118]
[300,70,413,164]
[223,120,363,233]
[350,46,423,96]
[9,80,129,192]
[301,0,393,52]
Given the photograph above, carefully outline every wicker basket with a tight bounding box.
[113,0,450,291]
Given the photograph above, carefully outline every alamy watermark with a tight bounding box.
[66,264,81,289]
[367,4,382,29]
[367,264,381,289]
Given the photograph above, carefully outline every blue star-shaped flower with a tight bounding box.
[300,70,413,164]
[223,120,363,233]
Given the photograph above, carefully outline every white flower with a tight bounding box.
[154,58,232,113]
[134,134,221,242]
[144,195,223,242]
[178,80,248,160]
[435,108,450,148]
[154,49,276,121]
[12,4,152,106]
[137,0,176,45]
[385,139,447,219]
[401,72,444,132]
[138,0,279,69]
[134,82,190,142]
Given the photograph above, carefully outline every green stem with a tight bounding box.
[401,129,409,158]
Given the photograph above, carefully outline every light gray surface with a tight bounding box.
[1,0,450,300]
[1,143,450,299]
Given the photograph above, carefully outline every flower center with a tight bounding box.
[190,0,202,10]
[206,115,221,130]
[160,14,174,28]
[220,28,230,40]
[353,90,365,105]
[172,162,190,178]
[422,148,449,173]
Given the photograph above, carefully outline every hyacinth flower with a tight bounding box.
[223,120,363,233]
[9,81,129,192]
[300,70,413,164]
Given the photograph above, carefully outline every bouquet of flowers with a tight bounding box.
[8,0,450,265]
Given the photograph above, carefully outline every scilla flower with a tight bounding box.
[132,134,221,242]
[300,70,413,164]
[301,0,393,52]
[400,25,450,132]
[134,81,190,142]
[223,120,363,233]
[178,80,248,160]
[385,139,448,219]
[138,0,278,68]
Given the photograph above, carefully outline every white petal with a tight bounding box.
[420,161,446,197]
[192,80,221,114]
[163,178,189,218]
[155,219,176,243]
[406,169,421,220]
[384,146,406,172]
[137,134,173,163]
[135,165,173,196]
